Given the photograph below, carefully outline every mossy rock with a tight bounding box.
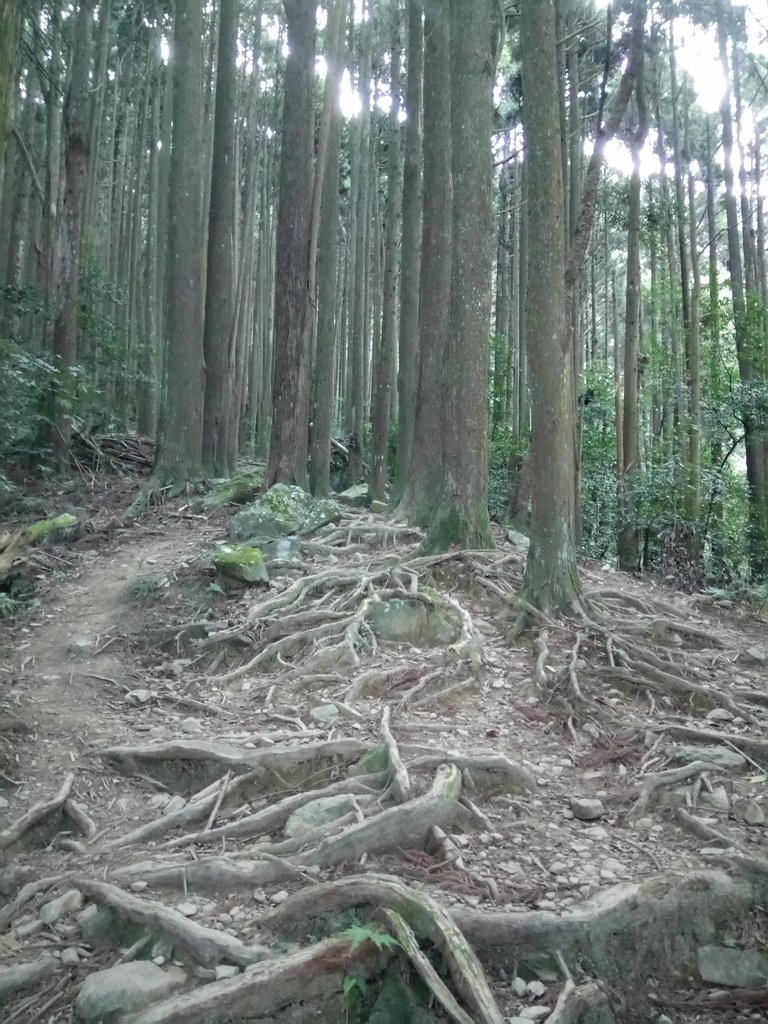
[213,544,269,584]
[228,484,340,543]
[199,468,265,511]
[24,513,79,544]
[349,745,389,777]
[368,598,460,646]
[259,536,302,564]
[337,484,370,509]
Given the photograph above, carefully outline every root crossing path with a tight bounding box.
[1,493,768,1024]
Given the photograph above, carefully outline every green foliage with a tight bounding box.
[130,576,164,602]
[343,923,400,953]
[580,363,618,559]
[343,975,367,1001]
[489,426,525,519]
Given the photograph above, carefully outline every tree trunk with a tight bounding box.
[519,0,582,613]
[392,0,423,502]
[399,0,451,525]
[0,0,21,206]
[202,0,240,477]
[421,0,495,552]
[49,0,93,469]
[369,0,402,504]
[265,0,317,489]
[309,0,346,496]
[153,0,206,484]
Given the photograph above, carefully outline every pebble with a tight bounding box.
[125,689,152,706]
[163,795,187,816]
[218,913,233,926]
[570,798,604,821]
[527,980,546,997]
[602,857,625,876]
[15,918,44,938]
[180,717,203,735]
[130,882,148,892]
[584,826,609,841]
[510,977,528,998]
[271,890,290,906]
[40,889,83,924]
[0,796,9,809]
[743,799,765,826]
[176,902,198,917]
[706,708,734,723]
[549,862,568,874]
[519,1008,551,1020]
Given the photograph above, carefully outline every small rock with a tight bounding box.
[527,980,546,997]
[602,857,626,876]
[271,890,290,906]
[742,799,765,826]
[549,862,568,874]
[180,717,204,735]
[61,948,80,966]
[217,912,233,926]
[370,500,388,514]
[125,689,152,706]
[14,918,44,938]
[635,817,654,831]
[152,938,174,960]
[0,796,9,809]
[699,786,730,814]
[698,945,768,987]
[583,826,609,841]
[153,956,166,966]
[163,795,187,816]
[581,721,601,740]
[510,976,528,997]
[706,708,735,723]
[175,902,198,917]
[519,1008,551,1021]
[75,962,187,1022]
[215,964,240,981]
[309,704,340,726]
[570,798,604,821]
[40,889,83,925]
[130,881,148,892]
[670,744,746,770]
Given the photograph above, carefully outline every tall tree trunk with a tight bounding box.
[369,0,402,503]
[0,0,21,206]
[422,0,495,552]
[400,0,451,525]
[309,0,346,495]
[392,0,423,502]
[153,0,206,484]
[520,0,582,613]
[49,0,93,468]
[202,0,240,477]
[265,0,317,488]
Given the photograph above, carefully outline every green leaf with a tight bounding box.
[208,581,225,594]
[343,924,400,952]
[343,975,366,999]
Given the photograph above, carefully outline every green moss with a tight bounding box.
[214,544,269,584]
[229,484,340,542]
[24,513,78,544]
[201,468,265,510]
[349,745,389,777]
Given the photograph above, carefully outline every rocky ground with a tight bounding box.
[1,472,768,1024]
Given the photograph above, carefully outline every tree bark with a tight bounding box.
[49,0,93,469]
[153,0,206,484]
[202,0,240,477]
[519,0,582,613]
[265,0,317,489]
[392,0,423,502]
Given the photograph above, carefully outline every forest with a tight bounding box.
[1,1,768,1023]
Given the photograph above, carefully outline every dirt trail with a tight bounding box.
[1,494,768,1024]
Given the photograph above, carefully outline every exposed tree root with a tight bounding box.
[119,935,385,1024]
[0,957,60,1002]
[379,707,411,802]
[112,765,463,891]
[631,760,728,816]
[0,773,74,851]
[263,873,504,1024]
[74,878,272,967]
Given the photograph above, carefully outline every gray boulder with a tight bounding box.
[76,962,187,1021]
[698,945,768,988]
[229,483,340,542]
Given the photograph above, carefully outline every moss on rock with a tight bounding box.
[229,484,340,542]
[213,544,269,584]
[25,513,78,544]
